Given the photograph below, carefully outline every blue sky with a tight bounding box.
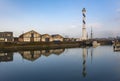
[0,0,120,38]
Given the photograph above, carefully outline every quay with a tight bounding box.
[0,41,91,51]
[0,39,113,51]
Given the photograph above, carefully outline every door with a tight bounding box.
[31,33,34,42]
[45,38,50,42]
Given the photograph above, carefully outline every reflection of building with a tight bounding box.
[52,49,64,55]
[19,30,41,42]
[41,50,51,57]
[20,51,41,61]
[0,52,13,62]
[0,32,13,42]
[41,49,65,57]
[19,49,65,61]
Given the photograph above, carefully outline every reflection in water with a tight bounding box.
[82,48,87,77]
[0,49,65,62]
[91,47,93,64]
[0,46,120,81]
[82,47,93,77]
[19,49,65,61]
[0,52,13,62]
[0,48,95,78]
[19,51,41,61]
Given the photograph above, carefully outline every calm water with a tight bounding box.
[0,46,120,81]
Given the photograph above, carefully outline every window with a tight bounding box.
[0,38,4,40]
[31,33,34,37]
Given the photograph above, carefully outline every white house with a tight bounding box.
[19,30,41,42]
[41,34,53,42]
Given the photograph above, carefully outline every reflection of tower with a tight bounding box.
[82,8,87,40]
[91,47,93,64]
[82,48,87,77]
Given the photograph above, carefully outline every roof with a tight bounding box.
[24,30,40,35]
[19,30,41,38]
[0,32,13,35]
[41,34,51,37]
[51,34,63,38]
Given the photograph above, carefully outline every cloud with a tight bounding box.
[116,8,120,13]
[87,22,103,28]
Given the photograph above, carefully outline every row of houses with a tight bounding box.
[0,30,64,42]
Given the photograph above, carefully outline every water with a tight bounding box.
[0,46,120,81]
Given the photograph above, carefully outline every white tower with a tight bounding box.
[82,8,87,40]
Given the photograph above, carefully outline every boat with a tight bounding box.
[92,41,100,47]
[113,40,120,51]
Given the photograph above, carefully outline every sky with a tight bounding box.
[0,0,120,38]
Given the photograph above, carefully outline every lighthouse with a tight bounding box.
[82,8,87,40]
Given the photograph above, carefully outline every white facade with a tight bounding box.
[41,34,53,42]
[19,30,41,42]
[82,8,87,40]
[82,28,87,40]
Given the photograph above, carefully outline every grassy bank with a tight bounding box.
[0,42,82,51]
[0,40,112,51]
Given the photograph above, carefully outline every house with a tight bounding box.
[51,34,63,42]
[0,32,13,42]
[18,30,41,42]
[41,34,53,42]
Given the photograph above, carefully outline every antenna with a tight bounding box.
[91,27,93,39]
